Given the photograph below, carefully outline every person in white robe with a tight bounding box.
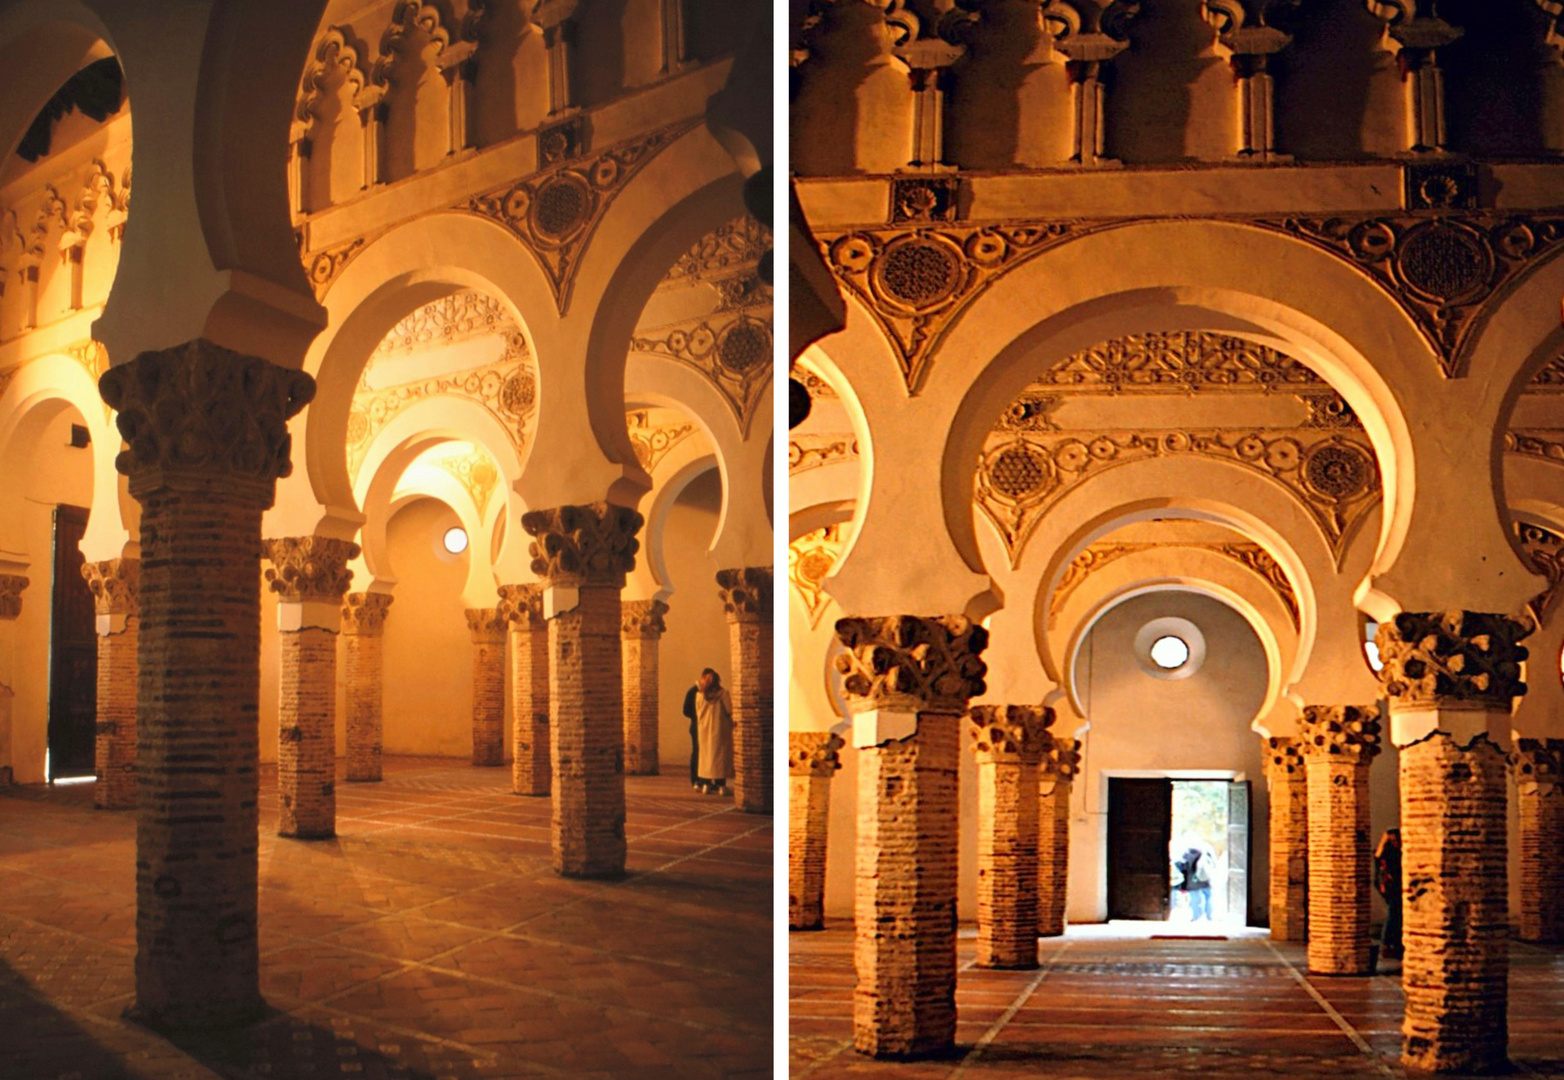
[694,668,734,796]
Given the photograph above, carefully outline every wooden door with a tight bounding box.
[47,504,95,780]
[1227,780,1251,926]
[1107,777,1173,920]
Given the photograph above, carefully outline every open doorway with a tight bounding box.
[1107,777,1250,926]
[46,504,95,782]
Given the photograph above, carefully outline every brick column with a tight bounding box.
[465,608,507,766]
[497,583,549,795]
[1299,704,1381,975]
[0,574,28,786]
[522,502,642,878]
[717,567,773,814]
[1378,610,1529,1074]
[1512,739,1564,943]
[620,599,668,775]
[788,730,843,931]
[1262,737,1309,942]
[99,340,313,1029]
[340,592,392,782]
[264,537,357,839]
[82,559,139,810]
[835,614,987,1058]
[1037,734,1080,937]
[969,704,1048,969]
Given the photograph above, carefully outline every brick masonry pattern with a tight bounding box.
[788,731,842,931]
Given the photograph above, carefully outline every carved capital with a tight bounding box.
[620,598,669,638]
[340,592,394,635]
[833,614,988,714]
[1299,705,1383,764]
[465,607,508,643]
[98,339,315,496]
[0,574,27,619]
[520,502,642,588]
[1262,736,1305,781]
[1376,611,1530,709]
[80,558,139,616]
[1039,734,1081,781]
[1512,737,1564,795]
[263,537,359,603]
[496,583,546,629]
[716,566,773,622]
[968,703,1053,765]
[789,730,845,778]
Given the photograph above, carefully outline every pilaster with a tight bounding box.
[788,730,843,931]
[717,567,773,813]
[340,592,393,782]
[620,599,668,776]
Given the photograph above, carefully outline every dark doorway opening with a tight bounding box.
[46,504,94,782]
[1107,776,1252,925]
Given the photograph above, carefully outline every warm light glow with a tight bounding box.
[443,526,469,554]
[1149,635,1190,670]
[53,775,94,785]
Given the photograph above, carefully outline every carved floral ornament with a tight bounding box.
[1299,704,1382,763]
[341,592,394,635]
[428,449,501,518]
[626,410,696,474]
[621,598,670,638]
[789,730,845,778]
[1049,541,1299,628]
[1511,738,1564,794]
[977,426,1380,567]
[967,703,1054,765]
[495,582,544,628]
[80,558,139,616]
[1040,734,1082,781]
[1375,610,1531,710]
[1516,520,1564,629]
[465,607,508,641]
[0,574,29,619]
[789,524,845,627]
[1263,736,1305,780]
[521,502,642,588]
[788,434,858,475]
[263,536,360,603]
[716,567,774,622]
[833,614,989,714]
[631,313,772,436]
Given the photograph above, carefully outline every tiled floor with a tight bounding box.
[0,757,772,1080]
[790,923,1564,1079]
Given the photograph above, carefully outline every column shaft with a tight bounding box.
[343,630,384,781]
[1513,740,1564,943]
[620,600,667,776]
[84,559,140,811]
[1264,738,1309,942]
[788,731,842,931]
[511,621,550,794]
[466,609,506,766]
[1037,736,1079,938]
[718,568,773,814]
[276,628,337,837]
[550,585,626,875]
[1305,757,1373,974]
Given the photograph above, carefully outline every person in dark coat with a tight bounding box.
[1375,828,1403,959]
[682,680,701,789]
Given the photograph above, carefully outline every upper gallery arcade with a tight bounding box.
[787,0,1564,1075]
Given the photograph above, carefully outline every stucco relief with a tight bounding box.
[625,409,695,474]
[788,434,858,474]
[1049,540,1300,628]
[631,312,772,434]
[1033,331,1328,394]
[1517,521,1564,629]
[789,524,846,627]
[427,446,501,518]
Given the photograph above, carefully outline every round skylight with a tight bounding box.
[442,526,469,555]
[1149,635,1191,670]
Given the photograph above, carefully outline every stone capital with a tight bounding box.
[465,607,508,643]
[1512,737,1564,795]
[620,598,669,638]
[98,338,315,499]
[716,567,773,623]
[834,614,988,715]
[1038,734,1081,782]
[1262,735,1306,781]
[520,502,642,588]
[0,573,31,619]
[789,730,845,778]
[81,558,140,618]
[1299,704,1383,764]
[1376,610,1530,710]
[263,536,359,603]
[340,591,393,635]
[968,704,1052,765]
[496,583,546,629]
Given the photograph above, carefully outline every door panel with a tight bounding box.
[1227,780,1251,926]
[1108,777,1173,920]
[47,504,95,780]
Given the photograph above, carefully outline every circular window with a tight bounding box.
[442,526,469,555]
[1133,616,1207,681]
[1149,635,1190,670]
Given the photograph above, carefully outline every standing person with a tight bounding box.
[694,668,734,796]
[1175,844,1213,921]
[682,681,701,791]
[1374,827,1403,960]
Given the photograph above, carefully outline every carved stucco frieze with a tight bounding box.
[716,567,774,622]
[1036,331,1327,395]
[1049,540,1299,628]
[1512,737,1564,795]
[340,591,394,635]
[98,340,316,493]
[0,574,29,619]
[631,313,771,435]
[789,730,846,778]
[626,409,696,474]
[978,425,1379,566]
[621,598,669,638]
[789,524,845,627]
[263,536,360,603]
[495,582,545,628]
[80,558,139,616]
[968,703,1053,765]
[1375,611,1531,710]
[427,448,501,518]
[661,215,772,289]
[1299,704,1383,763]
[521,502,642,588]
[788,434,858,474]
[833,614,989,714]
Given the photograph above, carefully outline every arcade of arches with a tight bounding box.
[0,1,773,1077]
[788,1,1564,1077]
